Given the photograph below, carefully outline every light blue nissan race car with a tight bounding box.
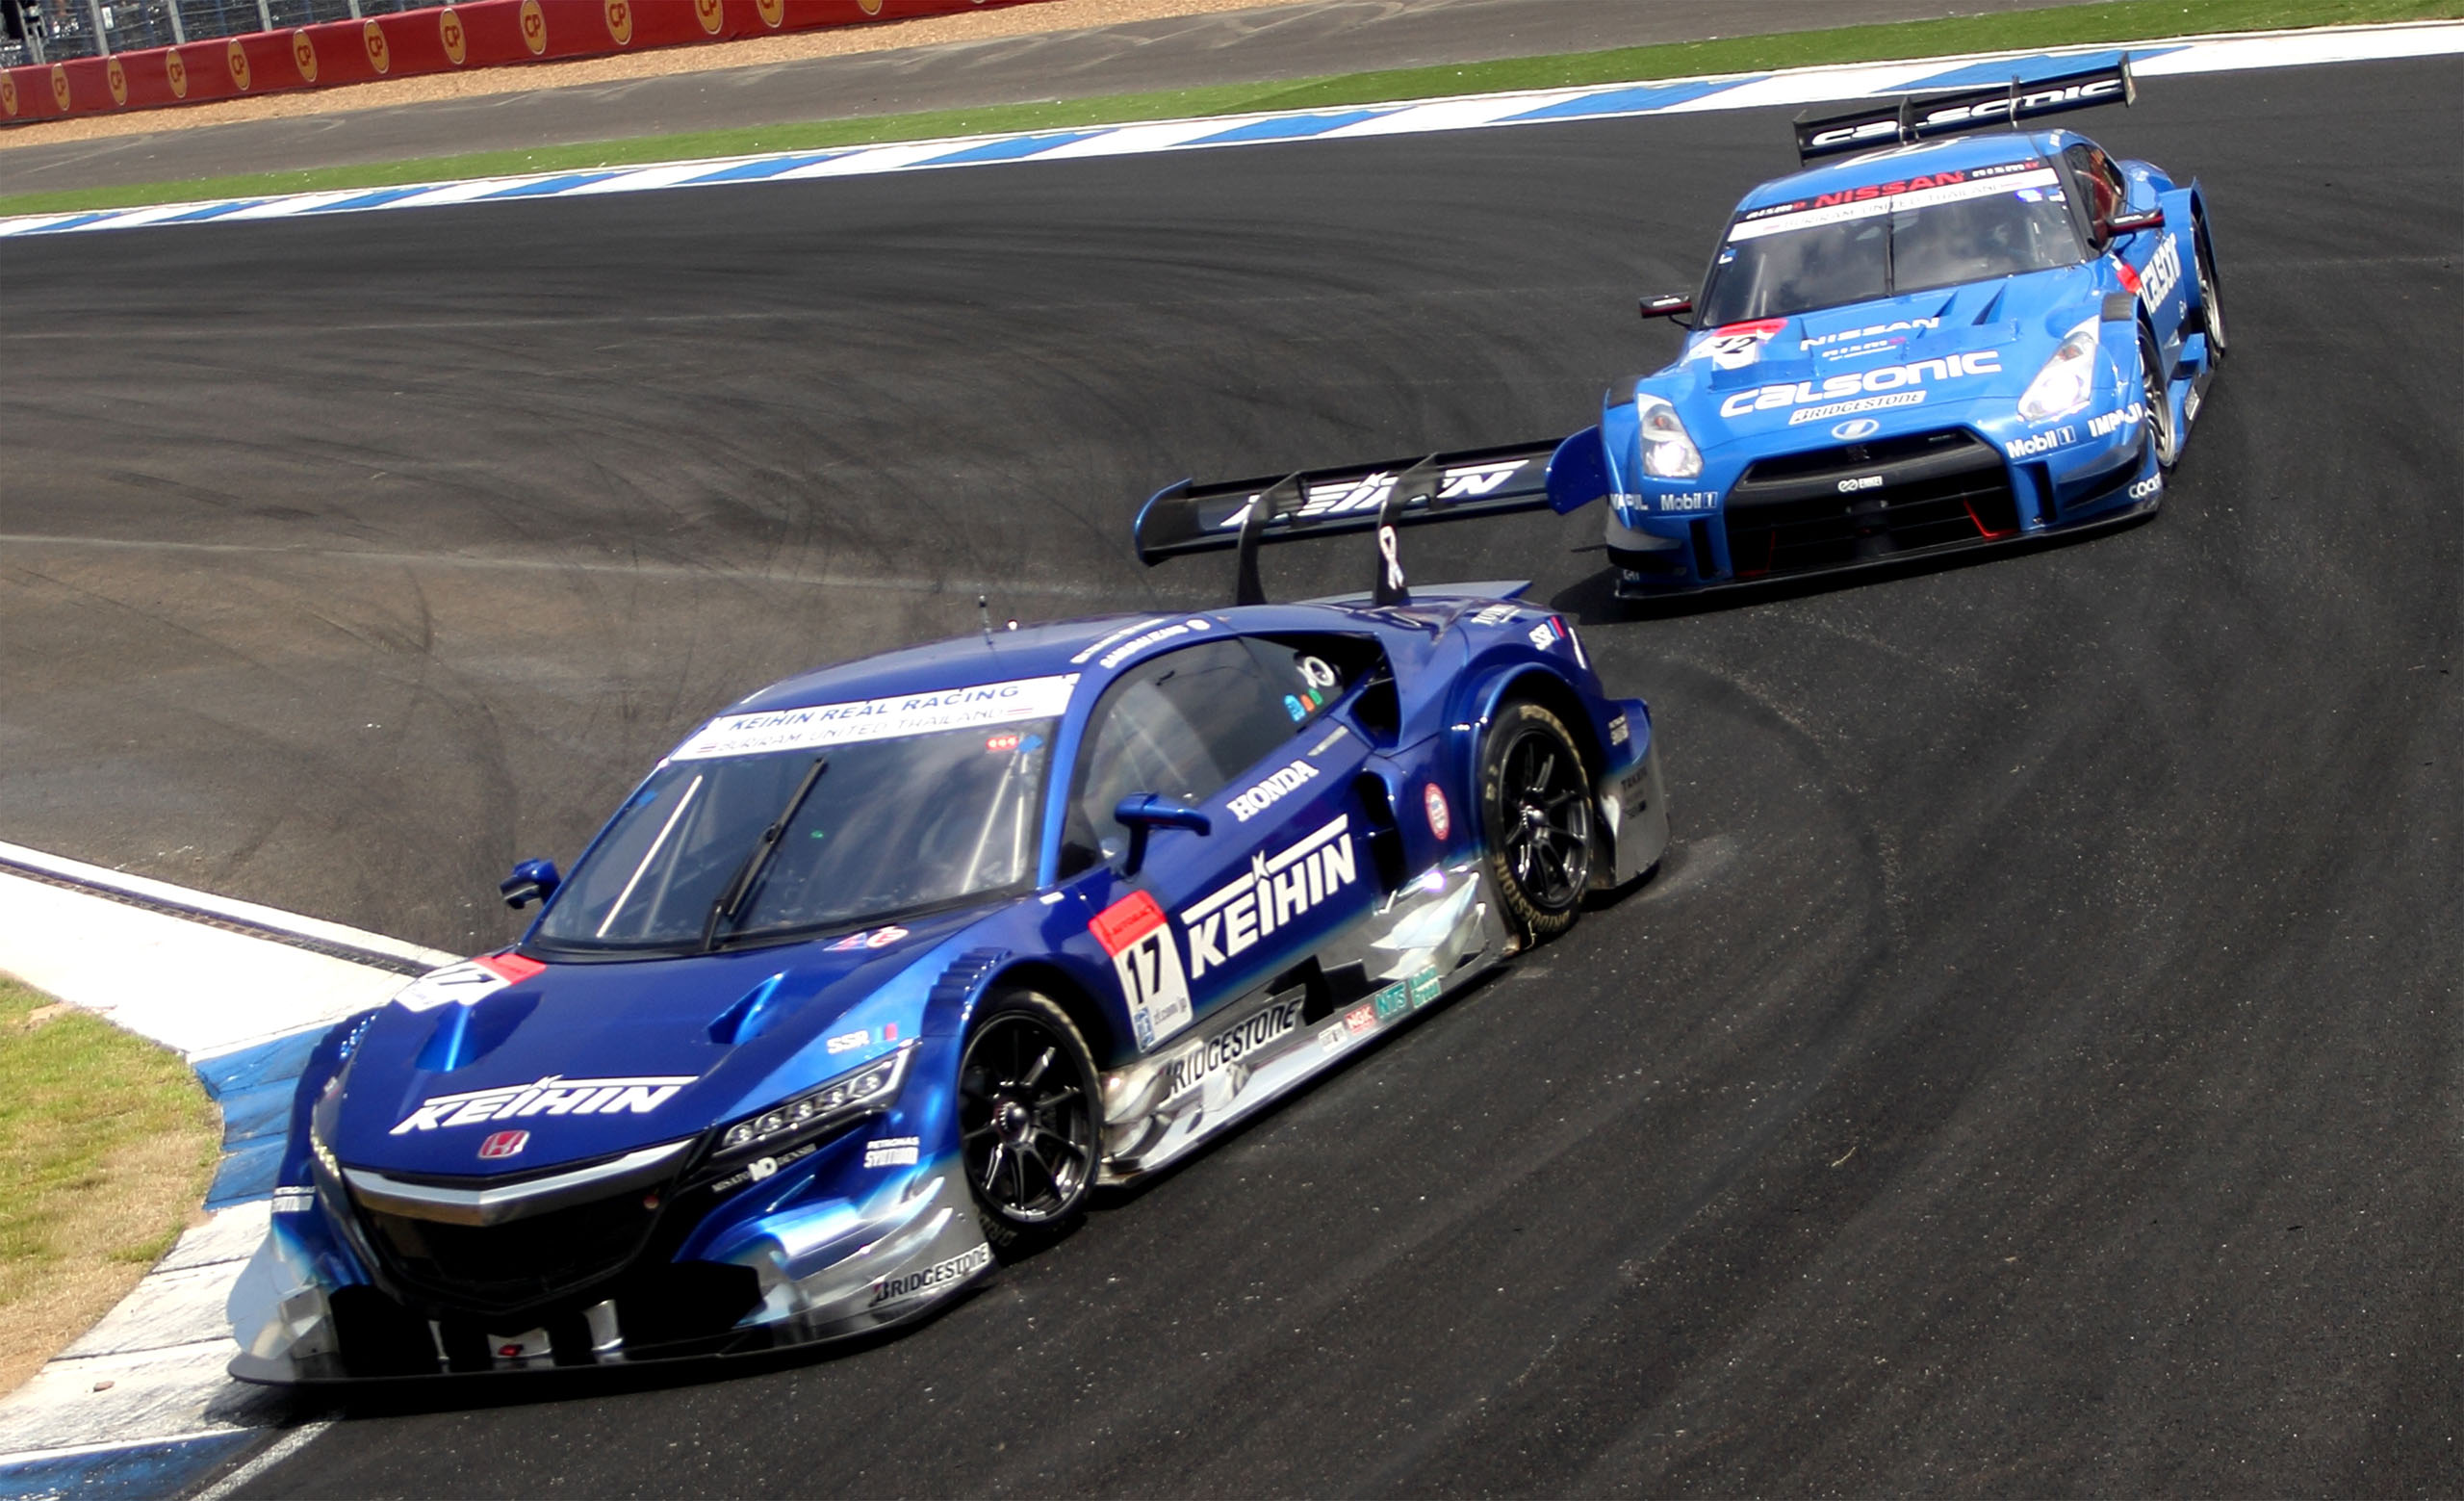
[1555,56,2223,595]
[1147,60,2222,602]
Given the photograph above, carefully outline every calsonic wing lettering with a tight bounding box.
[1090,891,1194,1050]
[1721,351,2002,420]
[391,1074,698,1134]
[2141,233,2183,309]
[1179,815,1358,983]
[1228,759,1319,823]
[671,674,1076,760]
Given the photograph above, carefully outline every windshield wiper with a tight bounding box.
[703,756,828,951]
[1884,206,1898,296]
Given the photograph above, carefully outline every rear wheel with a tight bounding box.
[2191,218,2227,359]
[1479,700,1594,944]
[958,989,1098,1256]
[2139,324,2181,472]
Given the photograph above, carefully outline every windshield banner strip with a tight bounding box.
[1727,167,2062,243]
[672,674,1078,761]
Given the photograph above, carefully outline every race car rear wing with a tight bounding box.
[1135,440,1570,608]
[1793,53,2135,164]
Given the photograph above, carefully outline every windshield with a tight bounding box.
[534,721,1057,953]
[1699,164,2084,325]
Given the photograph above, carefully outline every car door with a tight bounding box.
[1062,634,1385,1057]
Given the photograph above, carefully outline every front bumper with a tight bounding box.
[228,1152,990,1385]
[1606,408,2158,597]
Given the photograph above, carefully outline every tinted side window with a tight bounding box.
[2065,142,2122,249]
[1063,638,1294,871]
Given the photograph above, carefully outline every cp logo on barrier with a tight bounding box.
[694,0,723,34]
[50,63,70,110]
[440,6,468,65]
[226,39,250,91]
[521,0,548,55]
[758,0,785,29]
[604,0,633,45]
[165,48,188,98]
[362,20,389,74]
[860,0,885,14]
[291,31,315,83]
[1,72,18,118]
[106,57,126,107]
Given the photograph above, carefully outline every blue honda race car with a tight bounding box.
[1556,56,2223,595]
[226,516,1669,1383]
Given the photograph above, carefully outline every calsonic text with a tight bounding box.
[1164,998,1304,1097]
[673,675,1075,760]
[1228,760,1320,823]
[1721,351,2002,419]
[391,1074,697,1134]
[1182,815,1358,980]
[2141,233,2183,309]
[1801,72,2124,150]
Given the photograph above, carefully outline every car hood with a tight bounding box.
[1645,266,2112,445]
[325,904,992,1178]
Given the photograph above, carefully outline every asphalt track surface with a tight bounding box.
[3,51,2462,1498]
[0,0,2095,194]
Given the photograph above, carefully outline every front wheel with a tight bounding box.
[2139,324,2182,472]
[958,989,1098,1256]
[1479,699,1595,944]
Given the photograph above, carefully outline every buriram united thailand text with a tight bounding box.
[674,674,1077,759]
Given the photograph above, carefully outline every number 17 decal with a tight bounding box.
[1091,891,1194,1050]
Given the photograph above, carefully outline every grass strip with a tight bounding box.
[2,0,2458,218]
[0,975,219,1395]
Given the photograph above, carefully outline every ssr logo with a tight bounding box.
[2004,427,2074,460]
[2141,235,2183,309]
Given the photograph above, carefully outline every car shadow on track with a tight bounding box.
[1545,504,2161,624]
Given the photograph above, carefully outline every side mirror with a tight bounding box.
[2105,205,2165,235]
[1639,294,1694,325]
[1112,795,1211,877]
[500,858,561,910]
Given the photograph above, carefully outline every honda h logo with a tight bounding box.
[1832,418,1883,441]
[477,1129,529,1159]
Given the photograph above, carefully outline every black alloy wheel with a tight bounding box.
[958,989,1097,1255]
[2192,219,2227,358]
[2140,325,2182,472]
[1479,699,1595,943]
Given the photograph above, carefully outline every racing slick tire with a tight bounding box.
[959,988,1099,1258]
[2139,323,2182,472]
[2191,214,2227,360]
[1479,700,1594,945]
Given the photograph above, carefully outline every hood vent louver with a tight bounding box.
[707,972,792,1047]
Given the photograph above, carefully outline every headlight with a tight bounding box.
[1635,394,1703,479]
[713,1044,912,1162]
[2016,317,2104,424]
